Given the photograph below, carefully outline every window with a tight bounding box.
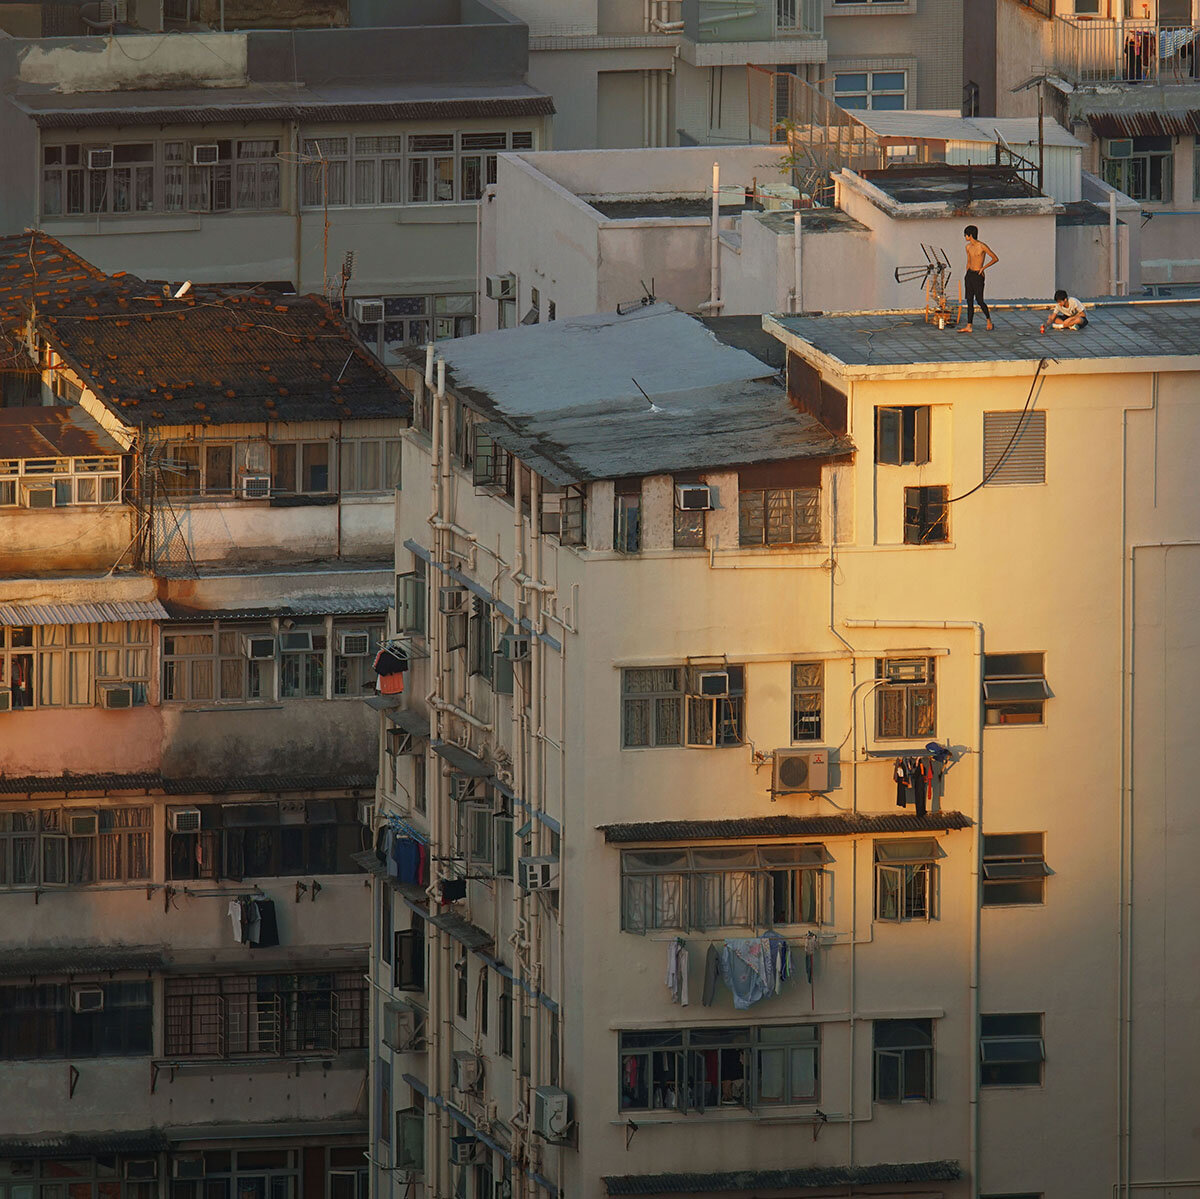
[162,622,272,703]
[172,1150,303,1199]
[408,133,455,202]
[460,801,493,870]
[614,480,642,554]
[739,487,820,546]
[396,561,428,636]
[984,653,1050,725]
[791,662,823,741]
[619,1024,818,1112]
[13,1155,163,1199]
[302,137,349,206]
[980,1013,1044,1086]
[352,135,403,205]
[354,294,477,359]
[498,974,513,1057]
[982,833,1048,906]
[0,455,122,507]
[395,1097,425,1172]
[673,475,707,549]
[467,600,494,682]
[472,431,511,492]
[833,71,907,110]
[983,411,1046,485]
[160,439,330,499]
[380,885,393,966]
[685,665,745,747]
[875,657,936,740]
[0,981,152,1059]
[163,971,366,1057]
[414,752,428,816]
[873,1018,933,1101]
[559,485,587,546]
[339,439,402,494]
[334,624,384,697]
[1103,136,1173,203]
[875,839,939,921]
[875,406,930,465]
[903,485,948,544]
[494,811,513,878]
[377,1057,392,1146]
[1,621,148,711]
[621,667,684,748]
[455,946,469,1020]
[394,927,425,992]
[621,843,827,933]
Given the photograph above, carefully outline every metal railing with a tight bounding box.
[1052,15,1200,82]
[682,0,823,40]
[775,0,824,35]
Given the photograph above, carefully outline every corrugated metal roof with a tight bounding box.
[0,772,160,795]
[0,600,168,627]
[0,1131,170,1155]
[431,741,494,778]
[1086,108,1200,136]
[388,708,431,737]
[602,1160,963,1195]
[166,1118,367,1142]
[163,596,391,621]
[0,772,374,796]
[0,406,125,458]
[599,812,973,844]
[0,945,166,978]
[854,109,1082,147]
[427,910,494,951]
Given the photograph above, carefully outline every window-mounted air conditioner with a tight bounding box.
[518,855,558,892]
[71,985,105,1013]
[884,658,929,684]
[353,299,385,325]
[169,807,202,834]
[500,633,531,662]
[242,634,275,660]
[450,773,484,803]
[675,484,714,511]
[123,1161,156,1181]
[533,1086,571,1143]
[279,799,306,825]
[485,273,516,300]
[773,748,830,794]
[451,1050,484,1094]
[449,1136,480,1165]
[21,483,55,509]
[192,144,220,166]
[358,800,375,828]
[382,1001,422,1052]
[68,811,99,837]
[1105,138,1134,159]
[171,1158,204,1181]
[100,684,134,709]
[241,474,271,499]
[387,728,415,756]
[337,630,371,657]
[279,631,314,652]
[438,586,467,615]
[0,693,11,713]
[695,670,729,698]
[87,148,113,170]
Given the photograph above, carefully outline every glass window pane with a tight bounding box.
[835,73,868,92]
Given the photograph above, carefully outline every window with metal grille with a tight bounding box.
[874,839,939,921]
[791,661,823,741]
[739,487,821,546]
[622,667,684,747]
[613,479,642,554]
[980,1012,1044,1086]
[903,485,948,544]
[873,1018,933,1101]
[0,980,151,1059]
[473,431,511,492]
[686,665,745,747]
[984,652,1050,724]
[982,833,1048,905]
[983,410,1046,485]
[875,656,936,739]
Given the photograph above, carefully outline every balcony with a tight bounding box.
[1051,15,1200,83]
[682,0,824,41]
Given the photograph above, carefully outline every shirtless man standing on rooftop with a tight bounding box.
[959,225,998,333]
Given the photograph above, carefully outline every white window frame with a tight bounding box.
[874,839,940,922]
[832,69,908,110]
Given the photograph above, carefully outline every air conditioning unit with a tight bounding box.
[353,299,385,324]
[241,474,271,499]
[338,630,371,657]
[169,807,203,834]
[1105,138,1134,159]
[438,586,467,614]
[772,748,830,794]
[884,658,928,684]
[21,484,55,509]
[450,773,484,802]
[485,273,516,300]
[192,143,220,166]
[382,1002,421,1051]
[449,1136,480,1165]
[71,985,105,1013]
[533,1086,571,1143]
[0,693,11,713]
[279,799,306,825]
[451,1050,484,1093]
[675,484,713,511]
[279,630,314,652]
[500,634,531,662]
[171,1158,204,1181]
[695,670,729,698]
[518,855,558,892]
[242,634,275,660]
[358,800,375,828]
[100,684,134,709]
[87,148,113,170]
[123,1161,156,1181]
[68,811,98,837]
[387,728,415,756]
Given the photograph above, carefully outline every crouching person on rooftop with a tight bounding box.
[1041,290,1088,333]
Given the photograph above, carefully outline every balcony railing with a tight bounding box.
[1052,15,1200,82]
[682,0,823,41]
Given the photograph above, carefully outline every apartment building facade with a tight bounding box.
[0,234,410,1195]
[362,298,1200,1199]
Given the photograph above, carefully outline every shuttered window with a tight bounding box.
[983,411,1046,485]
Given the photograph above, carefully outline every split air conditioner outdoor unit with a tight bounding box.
[71,985,105,1013]
[242,634,276,660]
[87,148,113,170]
[518,855,558,892]
[279,631,314,652]
[485,273,516,300]
[192,144,220,166]
[772,748,830,794]
[169,807,202,834]
[695,670,730,698]
[338,631,372,657]
[438,586,467,614]
[68,811,99,838]
[500,634,531,662]
[241,474,271,499]
[353,299,385,324]
[675,484,714,511]
[451,1050,484,1094]
[449,1136,480,1165]
[100,684,134,709]
[533,1086,571,1143]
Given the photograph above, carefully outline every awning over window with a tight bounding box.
[431,741,493,778]
[983,679,1051,702]
[388,708,431,738]
[0,600,168,626]
[0,946,167,978]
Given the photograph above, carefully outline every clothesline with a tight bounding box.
[386,813,430,846]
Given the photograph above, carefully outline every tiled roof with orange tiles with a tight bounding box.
[0,232,409,428]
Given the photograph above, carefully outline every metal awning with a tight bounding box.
[388,708,431,737]
[431,742,493,778]
[1087,109,1200,137]
[603,1160,963,1195]
[426,911,493,951]
[364,693,404,711]
[983,679,1052,702]
[599,812,972,844]
[0,600,168,627]
[0,946,167,978]
[166,1119,367,1143]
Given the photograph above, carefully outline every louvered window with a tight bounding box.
[983,411,1046,485]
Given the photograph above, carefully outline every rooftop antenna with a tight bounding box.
[894,244,959,329]
[631,377,663,414]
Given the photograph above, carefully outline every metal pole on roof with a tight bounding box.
[1038,84,1045,192]
[710,162,721,309]
[1110,189,1119,295]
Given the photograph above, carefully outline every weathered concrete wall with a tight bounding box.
[1,507,137,575]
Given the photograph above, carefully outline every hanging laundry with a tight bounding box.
[701,943,721,1007]
[665,938,690,1006]
[718,937,776,1010]
[374,646,409,695]
[374,825,389,866]
[228,898,246,943]
[391,836,426,886]
[441,878,467,903]
[763,931,792,995]
[804,931,818,984]
[247,898,279,947]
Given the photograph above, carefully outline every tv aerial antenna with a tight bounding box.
[894,244,960,328]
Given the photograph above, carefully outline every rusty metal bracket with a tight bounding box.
[68,1064,80,1098]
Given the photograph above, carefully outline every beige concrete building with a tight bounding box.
[363,296,1200,1199]
[0,234,410,1195]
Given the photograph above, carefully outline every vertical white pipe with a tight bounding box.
[709,162,720,308]
[792,208,803,313]
[1110,189,1119,296]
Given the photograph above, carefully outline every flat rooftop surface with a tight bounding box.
[863,168,1037,203]
[583,198,754,220]
[756,208,870,235]
[770,301,1200,368]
